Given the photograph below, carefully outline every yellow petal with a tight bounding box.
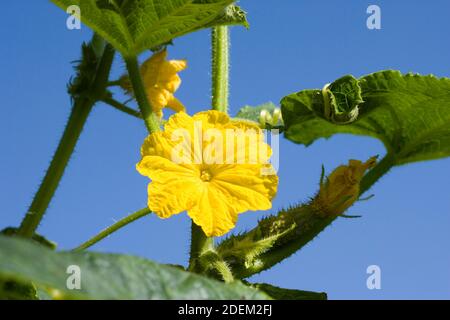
[163,111,194,134]
[141,131,174,158]
[167,59,187,72]
[160,74,182,92]
[163,112,204,164]
[147,87,170,114]
[148,178,202,218]
[187,185,238,237]
[193,110,231,131]
[141,50,167,85]
[137,156,200,218]
[212,164,278,213]
[137,155,197,180]
[166,96,186,113]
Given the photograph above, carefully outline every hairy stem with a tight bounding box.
[188,222,214,271]
[17,44,115,238]
[188,26,231,273]
[218,154,396,279]
[211,26,229,113]
[73,207,152,251]
[124,56,160,133]
[234,207,336,279]
[102,97,142,119]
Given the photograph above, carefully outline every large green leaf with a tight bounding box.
[0,235,268,300]
[281,71,450,165]
[53,0,247,56]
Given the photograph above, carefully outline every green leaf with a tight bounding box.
[0,235,268,300]
[251,283,327,300]
[281,71,450,165]
[1,227,57,250]
[0,279,38,300]
[323,75,363,124]
[52,0,247,56]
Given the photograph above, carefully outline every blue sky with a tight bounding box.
[1,1,449,299]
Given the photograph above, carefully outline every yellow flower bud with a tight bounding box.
[312,157,377,216]
[120,49,187,118]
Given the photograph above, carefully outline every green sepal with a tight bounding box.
[218,222,296,269]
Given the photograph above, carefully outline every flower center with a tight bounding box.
[200,170,212,182]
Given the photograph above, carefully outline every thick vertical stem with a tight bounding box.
[211,26,229,113]
[18,100,92,237]
[189,27,231,271]
[18,44,116,238]
[188,222,214,271]
[123,56,160,133]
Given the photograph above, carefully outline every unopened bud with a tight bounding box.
[312,157,377,216]
[259,110,272,128]
[272,108,282,125]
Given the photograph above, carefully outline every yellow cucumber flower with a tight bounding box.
[313,157,377,216]
[121,50,187,118]
[137,111,279,237]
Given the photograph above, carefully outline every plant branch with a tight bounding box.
[188,26,231,273]
[211,26,229,113]
[17,43,116,238]
[123,55,160,133]
[217,154,396,279]
[73,207,152,251]
[230,207,337,279]
[188,222,214,272]
[102,97,142,119]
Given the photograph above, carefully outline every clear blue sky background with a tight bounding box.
[1,1,449,299]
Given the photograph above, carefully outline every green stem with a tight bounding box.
[124,55,160,133]
[360,153,396,195]
[211,26,229,112]
[102,97,142,119]
[73,207,152,251]
[212,260,234,283]
[188,222,214,271]
[18,101,92,238]
[188,26,231,272]
[235,209,336,279]
[218,154,397,279]
[17,44,115,238]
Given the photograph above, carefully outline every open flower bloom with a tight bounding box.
[137,111,279,237]
[313,157,377,216]
[121,50,187,118]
